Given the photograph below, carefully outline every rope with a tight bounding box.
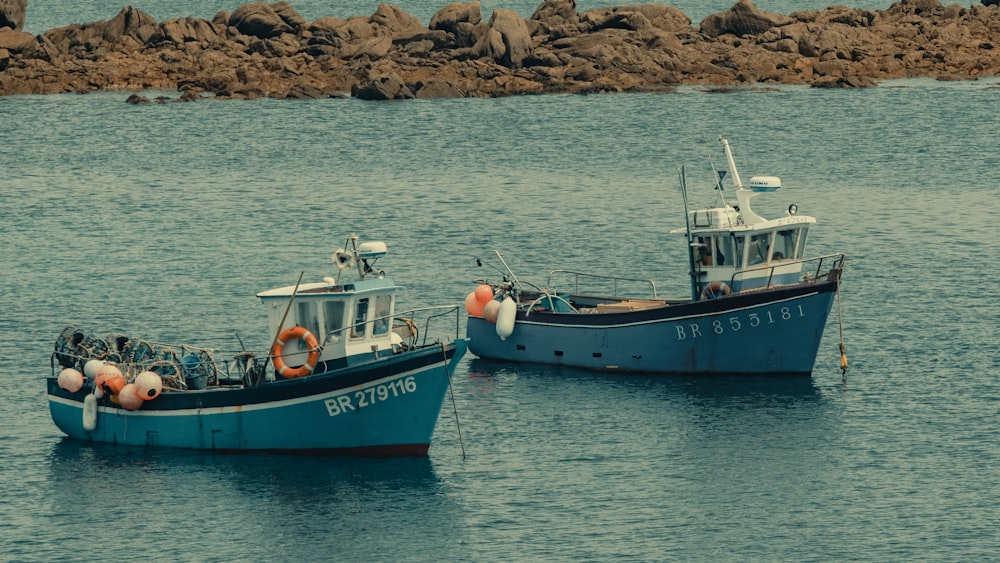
[441,342,465,460]
[836,272,848,382]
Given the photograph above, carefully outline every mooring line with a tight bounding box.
[441,342,465,460]
[836,274,848,383]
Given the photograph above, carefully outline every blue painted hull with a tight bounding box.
[48,340,467,455]
[467,282,838,375]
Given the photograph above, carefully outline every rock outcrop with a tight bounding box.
[0,0,998,99]
[0,0,27,31]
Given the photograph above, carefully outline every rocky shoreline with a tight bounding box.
[0,0,998,100]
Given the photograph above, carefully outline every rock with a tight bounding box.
[340,34,392,59]
[431,1,483,33]
[700,0,794,38]
[0,29,34,53]
[474,9,532,67]
[414,80,465,97]
[229,2,294,39]
[279,81,329,98]
[371,4,426,40]
[0,0,27,31]
[0,0,998,100]
[271,1,307,30]
[353,72,415,99]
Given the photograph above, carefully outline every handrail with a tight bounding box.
[545,269,658,298]
[328,304,462,346]
[728,253,846,290]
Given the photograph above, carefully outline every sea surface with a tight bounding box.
[3,3,1000,557]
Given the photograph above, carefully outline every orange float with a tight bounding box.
[465,291,485,317]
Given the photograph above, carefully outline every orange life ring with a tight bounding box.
[700,281,732,301]
[271,326,320,379]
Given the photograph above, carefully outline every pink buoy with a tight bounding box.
[135,371,163,400]
[57,368,85,393]
[117,383,145,411]
[83,359,106,379]
[482,299,501,323]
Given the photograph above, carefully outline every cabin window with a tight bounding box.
[796,229,810,259]
[733,235,746,267]
[351,298,369,339]
[773,229,798,261]
[696,236,714,266]
[749,232,771,265]
[323,301,346,342]
[372,294,391,336]
[715,236,734,267]
[295,301,320,342]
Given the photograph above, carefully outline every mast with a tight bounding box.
[720,136,743,190]
[679,166,700,301]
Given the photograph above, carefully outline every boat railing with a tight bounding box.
[545,270,658,298]
[731,253,846,289]
[317,304,463,348]
[392,304,463,347]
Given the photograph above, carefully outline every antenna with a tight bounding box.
[494,250,521,290]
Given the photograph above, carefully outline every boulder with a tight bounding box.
[0,28,34,53]
[0,0,26,31]
[474,9,532,67]
[431,1,483,33]
[229,2,294,39]
[353,72,415,99]
[371,4,427,40]
[414,80,465,97]
[700,0,794,38]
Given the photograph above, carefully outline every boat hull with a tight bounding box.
[467,282,838,375]
[48,340,467,455]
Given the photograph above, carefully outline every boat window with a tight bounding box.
[715,236,734,267]
[296,301,320,342]
[351,298,369,339]
[773,229,798,261]
[733,235,746,267]
[696,236,714,266]
[749,232,771,265]
[323,300,345,342]
[797,228,810,259]
[372,294,391,336]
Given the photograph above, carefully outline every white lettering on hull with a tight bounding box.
[323,375,418,416]
[675,304,806,340]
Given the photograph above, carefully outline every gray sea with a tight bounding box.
[3,0,1000,560]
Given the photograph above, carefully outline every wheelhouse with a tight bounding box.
[256,238,405,374]
[692,217,813,270]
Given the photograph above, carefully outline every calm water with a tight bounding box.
[3,68,1000,560]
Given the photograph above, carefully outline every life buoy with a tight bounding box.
[700,281,732,301]
[271,326,320,379]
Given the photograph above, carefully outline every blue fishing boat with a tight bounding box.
[48,234,467,455]
[466,138,847,375]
